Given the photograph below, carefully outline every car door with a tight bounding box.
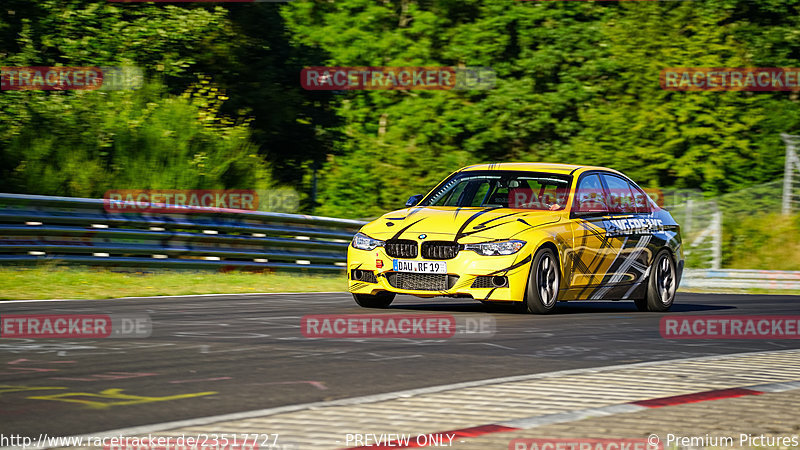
[568,173,615,294]
[597,173,650,293]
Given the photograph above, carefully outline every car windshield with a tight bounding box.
[420,171,571,210]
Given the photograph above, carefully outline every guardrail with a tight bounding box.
[0,193,366,272]
[681,269,800,290]
[4,193,800,287]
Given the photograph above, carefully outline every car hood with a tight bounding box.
[360,207,562,243]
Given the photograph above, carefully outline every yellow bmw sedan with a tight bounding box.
[347,163,683,314]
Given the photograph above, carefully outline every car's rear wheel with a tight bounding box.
[353,292,395,309]
[520,247,560,314]
[636,249,676,312]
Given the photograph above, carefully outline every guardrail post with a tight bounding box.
[781,133,800,215]
[711,210,721,270]
[685,198,693,236]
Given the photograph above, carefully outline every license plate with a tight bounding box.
[392,259,447,274]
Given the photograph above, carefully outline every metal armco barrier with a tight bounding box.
[0,193,366,271]
[4,193,800,287]
[681,269,800,290]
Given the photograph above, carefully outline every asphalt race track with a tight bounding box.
[1,292,799,438]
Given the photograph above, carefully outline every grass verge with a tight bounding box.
[3,266,797,301]
[679,287,800,296]
[0,266,347,300]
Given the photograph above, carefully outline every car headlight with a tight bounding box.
[351,232,385,251]
[464,240,526,256]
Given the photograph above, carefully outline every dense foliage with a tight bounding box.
[2,0,800,218]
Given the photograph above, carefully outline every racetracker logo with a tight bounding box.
[301,314,495,339]
[1,314,151,338]
[510,438,662,450]
[104,189,259,214]
[508,188,664,211]
[301,66,495,91]
[103,436,265,450]
[1,66,142,91]
[661,67,800,91]
[660,315,800,339]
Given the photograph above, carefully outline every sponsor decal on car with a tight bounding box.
[603,218,666,237]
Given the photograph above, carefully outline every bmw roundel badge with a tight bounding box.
[418,234,427,240]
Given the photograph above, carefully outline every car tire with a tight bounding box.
[521,247,560,314]
[353,292,395,309]
[639,249,676,312]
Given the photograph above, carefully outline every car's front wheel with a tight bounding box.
[521,247,560,314]
[636,249,676,312]
[353,292,396,309]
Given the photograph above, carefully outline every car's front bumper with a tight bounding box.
[346,245,532,302]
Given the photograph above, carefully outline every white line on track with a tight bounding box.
[36,348,800,449]
[0,291,348,304]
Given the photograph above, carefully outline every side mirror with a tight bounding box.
[405,194,424,207]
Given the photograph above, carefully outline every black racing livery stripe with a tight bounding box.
[583,236,629,299]
[474,211,525,229]
[348,282,368,292]
[553,233,574,284]
[389,218,426,241]
[453,278,474,290]
[488,254,533,276]
[575,220,620,298]
[405,206,428,218]
[454,207,503,241]
[456,220,512,238]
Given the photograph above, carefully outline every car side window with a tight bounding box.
[432,180,468,206]
[601,174,637,214]
[574,174,609,213]
[631,184,652,214]
[486,183,510,207]
[469,181,491,206]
